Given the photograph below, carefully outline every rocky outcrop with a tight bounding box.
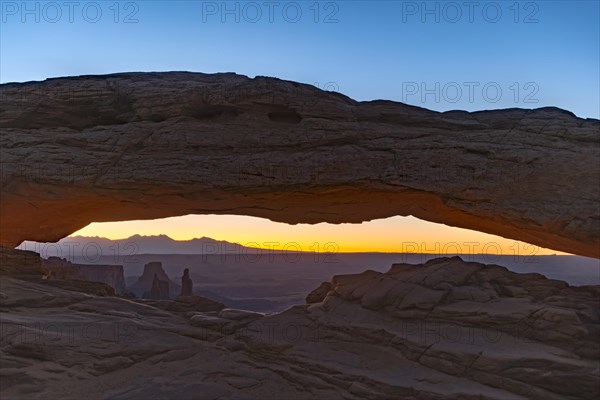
[243,257,600,399]
[1,257,597,399]
[1,72,598,257]
[0,247,45,277]
[310,256,600,359]
[42,256,126,294]
[180,268,193,297]
[305,281,331,303]
[128,261,178,298]
[0,248,120,295]
[77,264,126,295]
[143,274,170,300]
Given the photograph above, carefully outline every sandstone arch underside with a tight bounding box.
[0,72,598,258]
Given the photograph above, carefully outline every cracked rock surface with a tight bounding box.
[1,257,597,399]
[1,72,599,257]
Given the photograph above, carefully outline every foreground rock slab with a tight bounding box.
[1,72,599,257]
[1,257,597,399]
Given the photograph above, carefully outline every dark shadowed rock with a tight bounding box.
[0,257,598,399]
[314,256,600,359]
[144,273,170,300]
[180,268,193,297]
[129,261,178,298]
[305,281,331,304]
[0,247,45,277]
[42,256,126,294]
[38,279,116,297]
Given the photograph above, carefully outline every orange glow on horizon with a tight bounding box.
[70,214,569,256]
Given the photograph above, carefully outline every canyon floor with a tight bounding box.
[1,256,599,400]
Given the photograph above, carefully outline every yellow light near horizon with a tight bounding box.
[70,214,569,256]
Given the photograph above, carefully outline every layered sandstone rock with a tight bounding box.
[42,256,126,294]
[1,257,597,399]
[129,261,178,299]
[1,72,598,257]
[244,257,600,399]
[77,264,126,295]
[0,247,45,277]
[144,274,170,300]
[308,256,600,359]
[305,281,331,303]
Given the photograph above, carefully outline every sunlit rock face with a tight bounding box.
[1,72,598,257]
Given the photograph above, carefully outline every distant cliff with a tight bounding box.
[43,257,126,294]
[128,261,180,299]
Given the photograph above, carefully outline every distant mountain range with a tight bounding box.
[19,234,253,258]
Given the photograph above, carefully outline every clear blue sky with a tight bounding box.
[1,0,599,118]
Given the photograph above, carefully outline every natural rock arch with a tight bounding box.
[1,72,598,258]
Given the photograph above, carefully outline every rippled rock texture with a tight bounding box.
[1,257,597,399]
